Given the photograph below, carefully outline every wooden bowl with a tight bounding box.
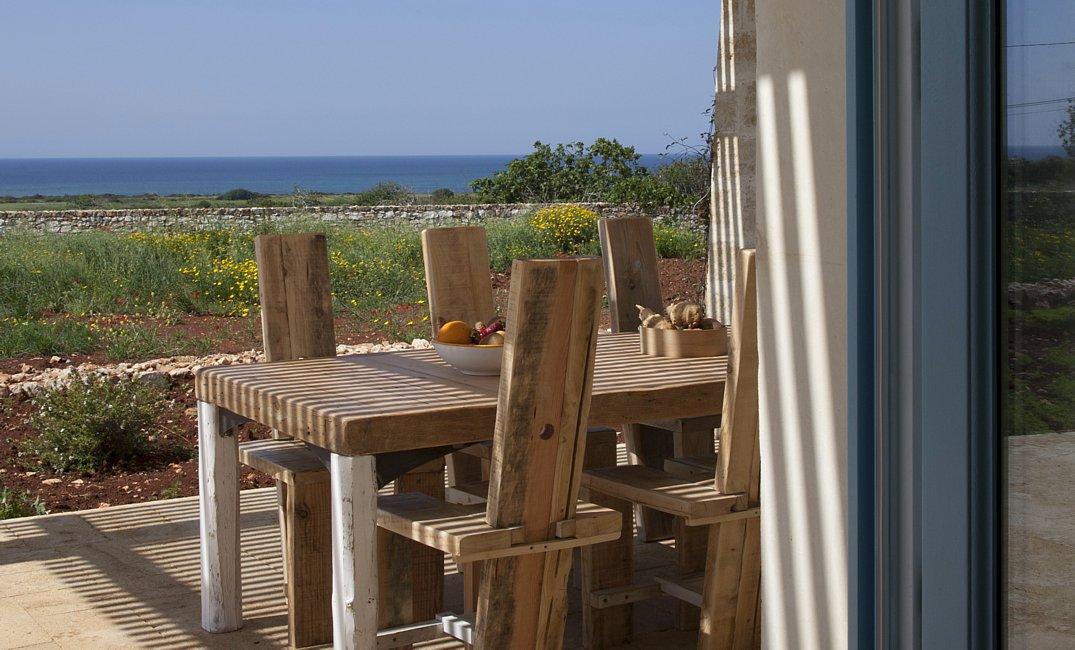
[432,340,504,375]
[639,325,728,358]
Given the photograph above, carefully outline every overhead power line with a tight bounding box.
[1006,39,1075,48]
[1007,96,1075,109]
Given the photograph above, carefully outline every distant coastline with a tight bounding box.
[0,154,667,198]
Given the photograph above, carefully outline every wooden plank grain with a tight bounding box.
[598,216,676,542]
[476,258,604,649]
[194,333,725,455]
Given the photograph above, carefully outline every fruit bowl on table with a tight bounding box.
[431,340,504,376]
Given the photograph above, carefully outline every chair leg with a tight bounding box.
[674,519,709,631]
[378,460,446,648]
[462,561,481,614]
[476,548,575,648]
[581,427,634,648]
[697,518,760,650]
[446,452,484,487]
[198,401,242,633]
[285,480,333,648]
[623,423,677,541]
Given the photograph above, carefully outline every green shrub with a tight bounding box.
[22,377,166,474]
[430,188,455,201]
[0,485,46,519]
[472,139,651,204]
[529,205,600,254]
[354,182,416,205]
[484,217,559,271]
[218,188,259,201]
[653,223,706,259]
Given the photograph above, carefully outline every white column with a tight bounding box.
[198,400,242,632]
[330,453,379,649]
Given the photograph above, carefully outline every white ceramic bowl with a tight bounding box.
[432,340,504,376]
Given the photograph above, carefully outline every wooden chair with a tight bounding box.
[240,234,447,648]
[375,257,622,649]
[237,233,336,648]
[582,249,760,649]
[598,216,721,543]
[420,226,496,488]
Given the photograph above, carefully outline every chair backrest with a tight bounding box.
[254,233,337,362]
[598,216,664,332]
[420,226,495,335]
[477,257,604,644]
[714,249,759,503]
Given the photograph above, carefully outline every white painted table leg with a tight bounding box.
[198,400,242,632]
[330,453,379,649]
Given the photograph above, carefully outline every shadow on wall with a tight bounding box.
[756,68,849,649]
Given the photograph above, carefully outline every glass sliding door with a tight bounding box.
[1002,0,1075,645]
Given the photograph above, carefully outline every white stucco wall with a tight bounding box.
[754,0,848,647]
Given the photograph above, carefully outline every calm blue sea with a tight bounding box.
[0,154,666,198]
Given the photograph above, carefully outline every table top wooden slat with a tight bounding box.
[195,333,727,456]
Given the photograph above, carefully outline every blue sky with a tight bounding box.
[1006,0,1075,147]
[0,1,719,158]
[2,2,1068,158]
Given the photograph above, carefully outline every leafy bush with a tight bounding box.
[430,188,455,201]
[484,218,559,271]
[653,223,706,259]
[218,188,259,201]
[472,139,652,204]
[22,377,166,474]
[529,205,600,254]
[354,182,416,205]
[471,139,710,210]
[0,485,46,519]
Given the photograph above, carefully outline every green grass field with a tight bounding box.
[0,212,704,358]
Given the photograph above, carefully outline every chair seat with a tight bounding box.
[238,438,328,486]
[640,415,720,436]
[663,454,719,480]
[377,492,621,563]
[582,465,750,526]
[445,480,489,505]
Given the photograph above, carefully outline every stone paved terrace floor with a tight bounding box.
[2,432,1070,648]
[1006,431,1075,647]
[0,482,696,648]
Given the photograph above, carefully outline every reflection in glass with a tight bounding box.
[1003,1,1075,645]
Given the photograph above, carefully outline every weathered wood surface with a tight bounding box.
[377,459,445,649]
[598,217,664,331]
[421,226,495,490]
[420,226,495,333]
[195,333,726,456]
[251,232,336,648]
[238,439,328,486]
[329,453,380,649]
[476,258,604,648]
[599,216,699,542]
[699,249,760,650]
[579,426,634,648]
[284,478,333,647]
[377,494,620,563]
[198,401,242,633]
[254,233,336,365]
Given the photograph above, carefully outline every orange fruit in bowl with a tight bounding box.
[437,320,474,344]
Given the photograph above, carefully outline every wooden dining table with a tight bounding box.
[195,332,726,648]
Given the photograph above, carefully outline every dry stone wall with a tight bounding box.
[0,202,703,234]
